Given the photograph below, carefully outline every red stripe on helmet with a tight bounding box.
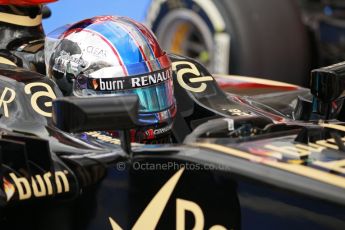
[115,21,154,71]
[158,54,172,69]
[124,18,165,57]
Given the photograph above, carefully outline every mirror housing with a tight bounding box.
[52,95,139,133]
[310,62,345,119]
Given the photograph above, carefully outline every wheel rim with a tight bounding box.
[155,9,215,71]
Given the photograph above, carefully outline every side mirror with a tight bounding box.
[52,95,139,132]
[52,95,139,154]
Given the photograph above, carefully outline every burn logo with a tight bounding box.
[3,171,70,201]
[99,78,125,91]
[89,68,172,92]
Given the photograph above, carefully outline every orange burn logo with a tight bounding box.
[3,178,15,202]
[92,79,99,90]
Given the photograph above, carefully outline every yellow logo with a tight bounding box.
[0,87,16,118]
[0,83,57,118]
[109,168,227,230]
[85,131,120,145]
[24,82,57,117]
[172,61,214,93]
[4,171,70,201]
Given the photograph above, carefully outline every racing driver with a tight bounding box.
[0,0,177,144]
[45,16,177,144]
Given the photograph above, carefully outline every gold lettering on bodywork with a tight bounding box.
[55,171,70,193]
[131,169,185,230]
[9,173,32,200]
[31,175,46,197]
[85,131,120,145]
[172,61,213,93]
[109,169,184,230]
[176,199,204,230]
[226,109,250,116]
[109,218,123,230]
[43,172,53,195]
[24,82,57,117]
[0,87,15,118]
[209,226,227,230]
[109,168,227,230]
[6,171,70,201]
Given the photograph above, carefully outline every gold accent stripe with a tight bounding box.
[214,74,298,88]
[132,168,184,230]
[193,143,345,189]
[0,12,42,27]
[0,57,16,66]
[109,217,123,230]
[320,123,345,132]
[109,169,185,230]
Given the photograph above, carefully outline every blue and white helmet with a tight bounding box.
[46,16,176,142]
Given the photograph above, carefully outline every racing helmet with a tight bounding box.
[46,16,176,143]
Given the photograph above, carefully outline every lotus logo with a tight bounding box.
[109,168,227,230]
[172,61,213,93]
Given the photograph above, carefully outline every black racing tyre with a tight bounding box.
[146,0,311,86]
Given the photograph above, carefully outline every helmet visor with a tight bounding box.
[129,79,175,113]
